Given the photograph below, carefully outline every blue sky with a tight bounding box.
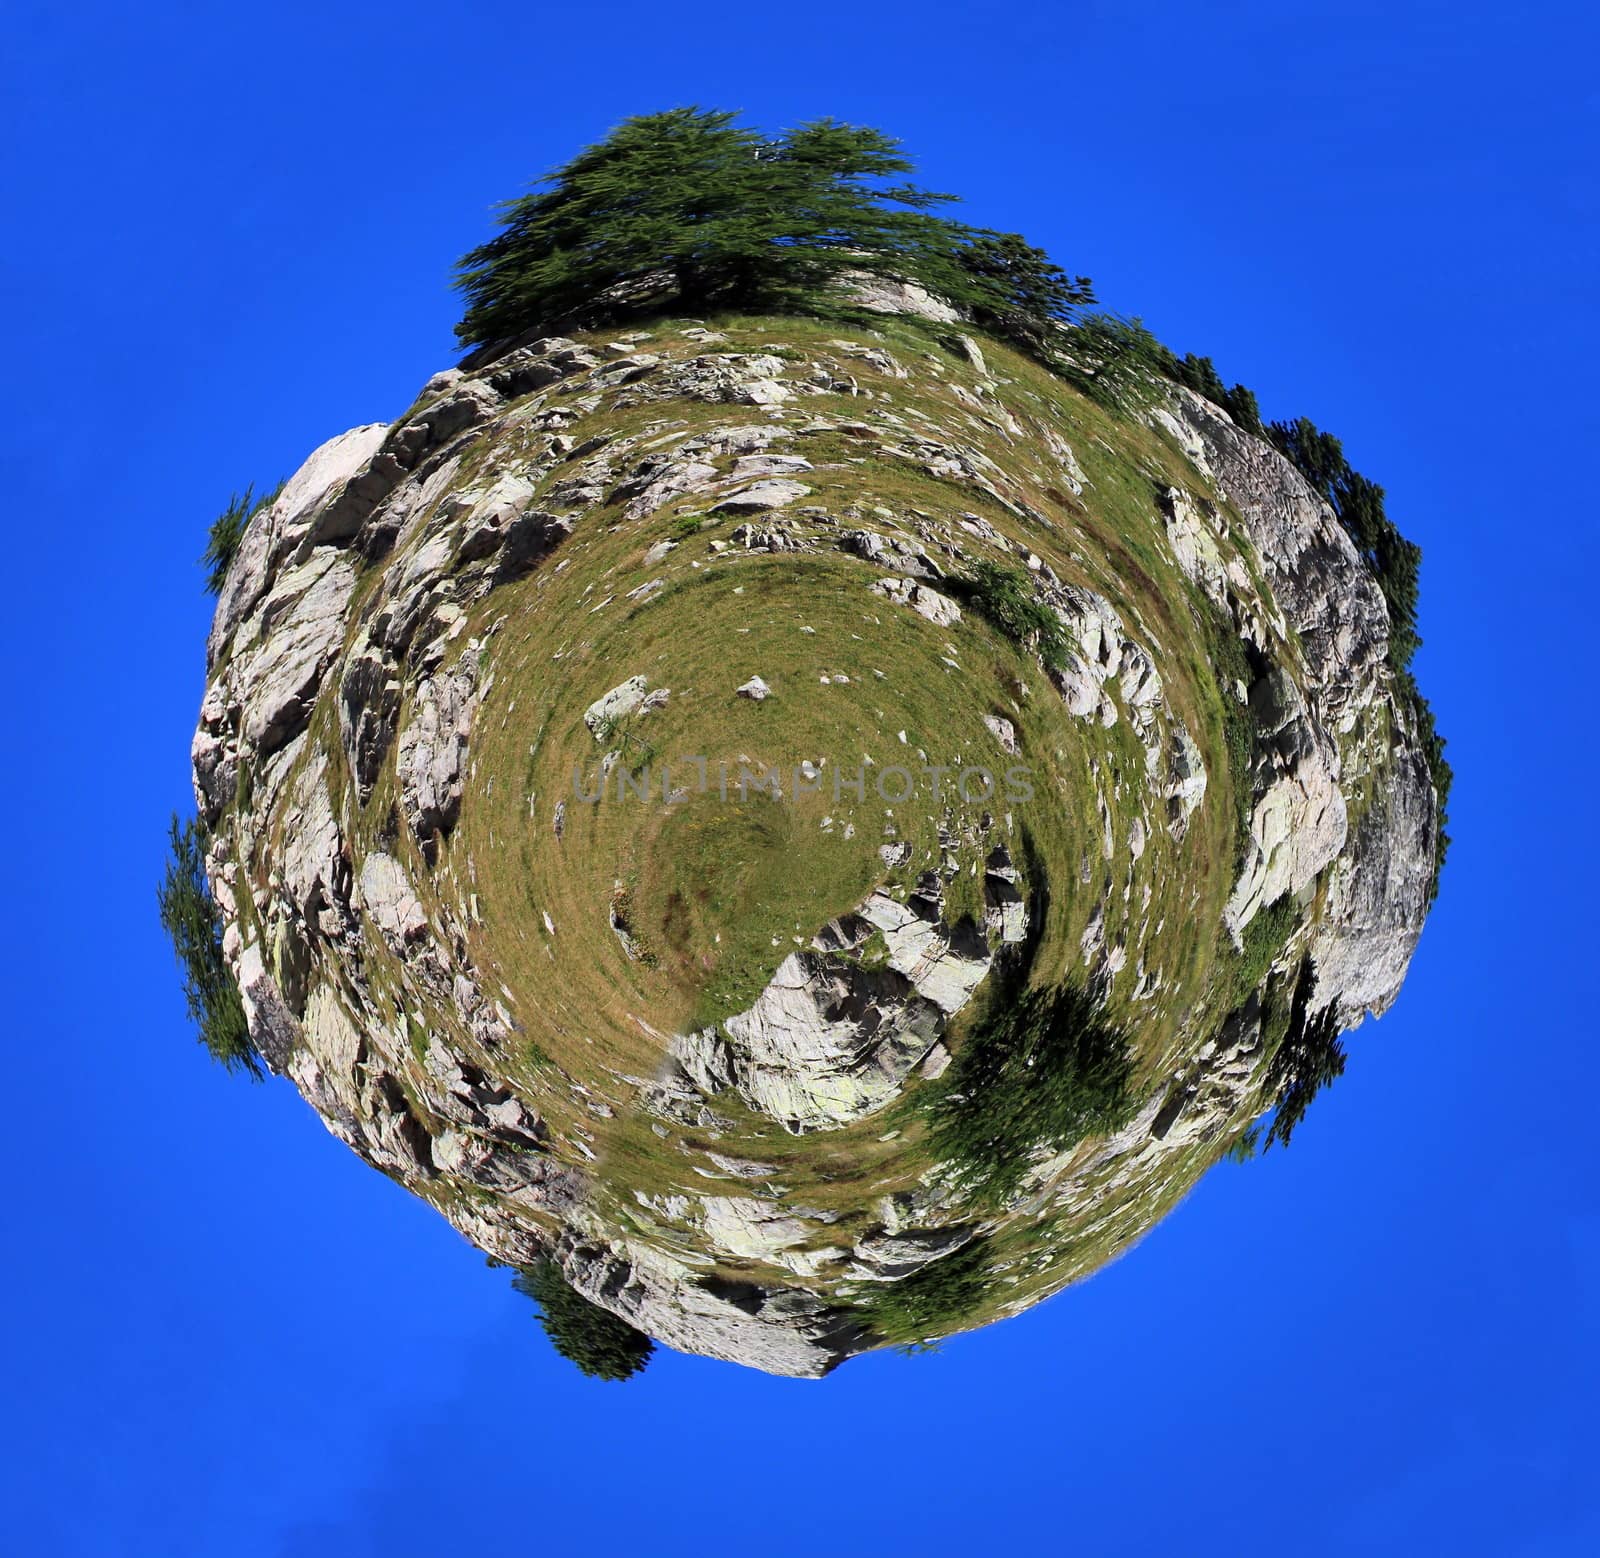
[1,1,1596,1552]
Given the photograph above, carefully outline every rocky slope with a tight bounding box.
[193,301,1437,1375]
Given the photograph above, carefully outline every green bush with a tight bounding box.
[854,1234,995,1348]
[157,813,259,1078]
[201,482,281,596]
[511,1260,654,1380]
[929,983,1136,1207]
[955,560,1070,671]
[1231,894,1298,1007]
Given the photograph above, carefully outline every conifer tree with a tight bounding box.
[157,814,259,1078]
[453,108,1093,351]
[512,1260,655,1380]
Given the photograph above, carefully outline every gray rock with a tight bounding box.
[1166,720,1209,837]
[983,714,1018,753]
[281,768,346,924]
[208,423,388,665]
[851,1222,974,1280]
[1152,384,1434,1016]
[338,638,401,803]
[673,945,947,1133]
[357,852,427,952]
[584,675,649,737]
[954,335,988,375]
[618,458,721,521]
[669,882,997,1134]
[230,551,358,756]
[729,453,813,479]
[1224,663,1347,936]
[399,664,477,859]
[838,270,963,323]
[712,479,813,513]
[871,576,962,627]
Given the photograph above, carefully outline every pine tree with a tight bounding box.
[157,814,260,1078]
[928,982,1136,1206]
[948,230,1095,347]
[1056,312,1172,408]
[1260,963,1347,1151]
[455,108,949,345]
[201,483,280,596]
[453,108,1094,352]
[1266,416,1349,504]
[511,1260,655,1380]
[1221,382,1263,433]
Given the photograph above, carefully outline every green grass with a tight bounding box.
[633,793,883,1028]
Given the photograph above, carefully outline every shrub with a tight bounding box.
[511,1259,655,1380]
[854,1234,995,1348]
[672,511,713,538]
[201,482,281,596]
[1231,894,1298,1006]
[954,561,1070,671]
[156,813,259,1078]
[929,983,1136,1207]
[1222,698,1254,861]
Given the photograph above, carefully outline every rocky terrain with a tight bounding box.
[192,294,1438,1375]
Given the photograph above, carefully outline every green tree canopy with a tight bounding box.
[1264,416,1423,670]
[157,813,260,1078]
[854,1234,995,1349]
[944,230,1094,349]
[1259,963,1348,1151]
[956,559,1072,670]
[511,1260,655,1380]
[201,482,280,596]
[453,107,1093,350]
[929,981,1136,1206]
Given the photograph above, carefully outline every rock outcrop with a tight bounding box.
[192,309,1438,1375]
